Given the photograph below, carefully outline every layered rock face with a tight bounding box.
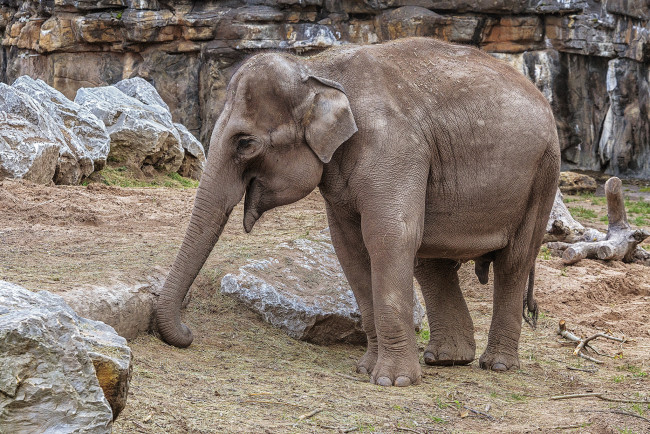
[1,1,648,178]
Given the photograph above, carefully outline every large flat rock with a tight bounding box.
[221,234,425,345]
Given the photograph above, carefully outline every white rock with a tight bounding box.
[174,122,205,180]
[76,84,183,173]
[0,83,81,184]
[0,281,134,432]
[220,234,425,344]
[12,76,111,176]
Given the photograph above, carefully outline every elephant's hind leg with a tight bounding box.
[480,147,559,372]
[415,258,476,366]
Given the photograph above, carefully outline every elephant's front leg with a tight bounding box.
[365,223,422,387]
[325,205,377,375]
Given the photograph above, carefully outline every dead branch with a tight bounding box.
[550,392,649,404]
[298,408,324,420]
[463,405,496,421]
[334,372,367,383]
[566,366,597,373]
[579,409,650,422]
[546,178,649,265]
[557,320,626,364]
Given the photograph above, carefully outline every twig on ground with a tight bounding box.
[334,372,367,382]
[567,366,598,373]
[463,405,496,421]
[557,320,626,364]
[577,352,604,364]
[550,392,650,404]
[298,408,324,420]
[395,427,421,433]
[342,427,359,433]
[239,400,306,407]
[579,409,650,422]
[550,423,589,430]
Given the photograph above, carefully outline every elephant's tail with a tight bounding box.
[523,265,539,329]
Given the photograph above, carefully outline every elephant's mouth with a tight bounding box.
[243,177,262,233]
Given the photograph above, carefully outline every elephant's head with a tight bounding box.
[156,53,358,347]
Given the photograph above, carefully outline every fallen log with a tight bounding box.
[546,177,649,265]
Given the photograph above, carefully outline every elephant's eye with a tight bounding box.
[236,137,255,153]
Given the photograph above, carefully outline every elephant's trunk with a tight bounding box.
[156,165,243,348]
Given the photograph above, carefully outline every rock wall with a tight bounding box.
[1,1,648,178]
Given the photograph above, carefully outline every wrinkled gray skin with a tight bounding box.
[156,37,560,387]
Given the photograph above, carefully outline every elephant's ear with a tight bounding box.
[302,76,358,164]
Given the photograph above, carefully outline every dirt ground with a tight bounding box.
[1,178,649,433]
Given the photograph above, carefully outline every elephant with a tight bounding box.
[155,37,561,387]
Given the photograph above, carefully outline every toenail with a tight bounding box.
[394,376,411,387]
[492,363,507,371]
[376,376,392,387]
[357,366,368,375]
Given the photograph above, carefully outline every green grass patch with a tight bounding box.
[590,196,607,206]
[569,206,598,220]
[611,375,625,383]
[93,166,199,189]
[539,246,552,260]
[625,199,650,215]
[633,216,648,227]
[639,186,650,193]
[509,393,526,401]
[417,328,430,344]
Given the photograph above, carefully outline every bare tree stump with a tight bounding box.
[548,178,649,265]
[545,190,604,243]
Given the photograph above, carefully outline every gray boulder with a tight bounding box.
[175,122,206,180]
[0,112,61,184]
[75,84,184,173]
[0,83,81,184]
[220,235,425,345]
[12,75,110,174]
[0,281,133,431]
[113,76,170,111]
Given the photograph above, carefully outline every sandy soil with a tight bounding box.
[1,179,649,433]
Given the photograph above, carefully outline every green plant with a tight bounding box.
[631,403,646,416]
[600,215,609,223]
[590,196,606,206]
[429,415,447,424]
[560,267,568,277]
[570,206,598,220]
[539,246,552,260]
[611,375,624,383]
[563,197,578,203]
[417,328,430,343]
[625,199,650,215]
[116,10,123,19]
[510,393,525,401]
[632,216,648,227]
[640,186,650,193]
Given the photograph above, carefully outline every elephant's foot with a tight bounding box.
[356,348,378,375]
[423,335,475,366]
[370,353,422,387]
[478,348,520,372]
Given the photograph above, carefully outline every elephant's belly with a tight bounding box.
[416,213,512,260]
